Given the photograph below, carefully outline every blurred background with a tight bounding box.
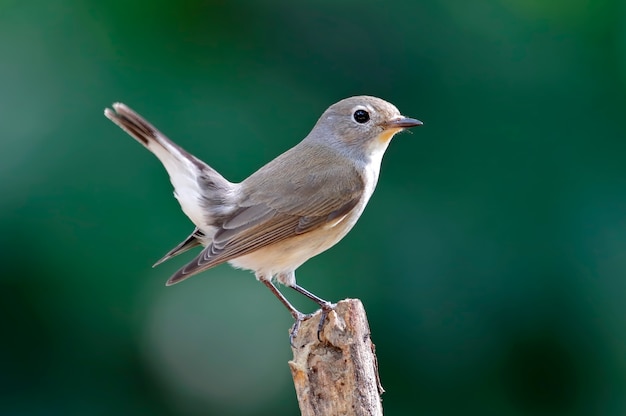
[2,0,626,415]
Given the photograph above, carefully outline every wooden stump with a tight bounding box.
[289,299,383,416]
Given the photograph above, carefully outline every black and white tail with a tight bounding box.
[105,103,238,264]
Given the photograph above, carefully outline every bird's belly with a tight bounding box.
[228,164,376,281]
[228,208,362,278]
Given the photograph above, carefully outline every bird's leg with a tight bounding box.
[290,284,336,342]
[260,279,311,346]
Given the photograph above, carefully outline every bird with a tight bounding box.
[104,96,422,344]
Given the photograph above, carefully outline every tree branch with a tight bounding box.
[289,299,384,416]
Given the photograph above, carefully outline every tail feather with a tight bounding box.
[104,103,209,173]
[104,103,236,232]
[153,228,205,267]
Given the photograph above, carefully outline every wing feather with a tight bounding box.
[166,144,365,285]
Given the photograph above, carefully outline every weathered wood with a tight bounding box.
[289,299,384,416]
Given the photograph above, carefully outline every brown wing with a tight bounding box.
[166,143,364,285]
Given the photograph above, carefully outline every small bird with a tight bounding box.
[104,96,422,343]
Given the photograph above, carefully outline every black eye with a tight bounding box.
[353,109,370,124]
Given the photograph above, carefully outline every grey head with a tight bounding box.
[303,95,422,161]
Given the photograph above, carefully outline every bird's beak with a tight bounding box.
[385,117,423,129]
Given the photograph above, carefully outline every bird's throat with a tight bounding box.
[377,128,403,144]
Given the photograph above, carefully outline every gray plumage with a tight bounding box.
[105,96,421,342]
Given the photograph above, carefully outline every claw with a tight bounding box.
[316,302,336,342]
[289,313,304,347]
[290,311,315,347]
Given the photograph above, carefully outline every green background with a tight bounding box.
[2,0,626,415]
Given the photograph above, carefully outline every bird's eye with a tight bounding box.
[353,109,370,124]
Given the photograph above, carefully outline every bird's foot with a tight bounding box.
[316,302,336,342]
[289,311,313,347]
[289,302,336,347]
